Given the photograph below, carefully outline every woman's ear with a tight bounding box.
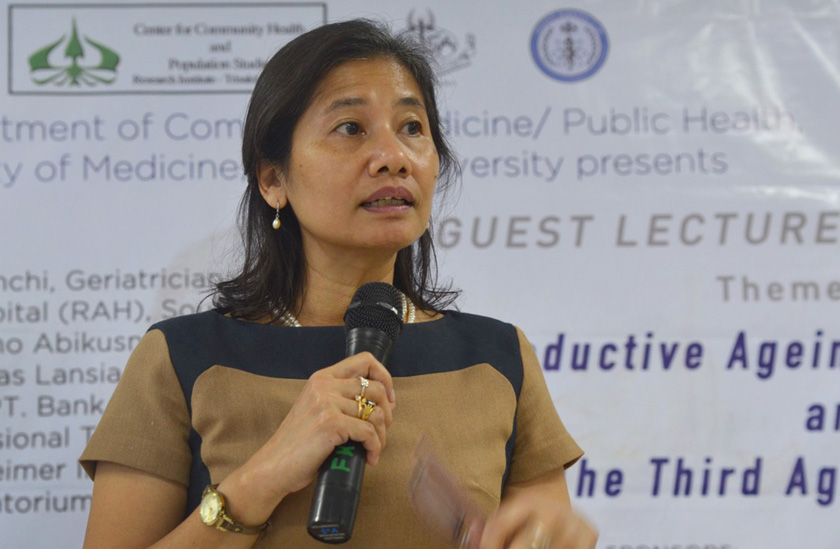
[257,161,288,209]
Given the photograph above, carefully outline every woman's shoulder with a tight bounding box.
[149,308,222,331]
[430,309,518,334]
[405,309,524,363]
[147,308,296,338]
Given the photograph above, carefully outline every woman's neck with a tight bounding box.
[294,252,398,327]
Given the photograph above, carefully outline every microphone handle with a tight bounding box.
[307,441,366,543]
[345,326,395,364]
[306,327,394,543]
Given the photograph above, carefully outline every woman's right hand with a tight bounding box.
[84,352,395,549]
[216,351,397,527]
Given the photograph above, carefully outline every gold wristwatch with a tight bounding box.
[199,484,270,535]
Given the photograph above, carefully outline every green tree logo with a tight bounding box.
[28,18,120,87]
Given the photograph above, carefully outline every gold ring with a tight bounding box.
[355,395,376,421]
[531,522,550,549]
[359,376,369,398]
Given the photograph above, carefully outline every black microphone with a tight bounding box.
[307,282,404,543]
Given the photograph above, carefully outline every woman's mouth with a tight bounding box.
[362,197,411,207]
[361,186,415,210]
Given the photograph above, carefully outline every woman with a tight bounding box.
[80,19,597,548]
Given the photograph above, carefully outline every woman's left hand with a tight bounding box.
[478,468,598,549]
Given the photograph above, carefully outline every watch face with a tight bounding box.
[200,491,222,525]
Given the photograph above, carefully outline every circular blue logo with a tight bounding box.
[531,9,609,82]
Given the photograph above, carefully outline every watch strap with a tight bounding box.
[203,484,271,535]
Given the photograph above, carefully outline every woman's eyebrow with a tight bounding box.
[396,96,425,110]
[324,96,425,114]
[325,97,367,113]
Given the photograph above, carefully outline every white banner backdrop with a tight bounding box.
[1,1,837,547]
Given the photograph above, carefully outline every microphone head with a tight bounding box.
[344,282,403,343]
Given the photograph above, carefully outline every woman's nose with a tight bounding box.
[367,131,410,177]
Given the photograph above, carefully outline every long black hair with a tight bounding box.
[213,19,460,319]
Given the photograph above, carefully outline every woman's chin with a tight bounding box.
[358,224,427,250]
[356,233,423,255]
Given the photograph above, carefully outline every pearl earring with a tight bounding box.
[272,201,281,230]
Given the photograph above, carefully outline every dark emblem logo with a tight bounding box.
[531,9,608,82]
[29,18,120,87]
[400,9,476,76]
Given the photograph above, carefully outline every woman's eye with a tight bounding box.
[405,121,422,135]
[337,122,361,136]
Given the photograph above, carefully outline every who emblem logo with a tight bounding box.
[29,18,120,87]
[531,10,608,82]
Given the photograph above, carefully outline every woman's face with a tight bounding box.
[261,57,440,261]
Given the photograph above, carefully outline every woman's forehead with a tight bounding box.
[310,57,425,110]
